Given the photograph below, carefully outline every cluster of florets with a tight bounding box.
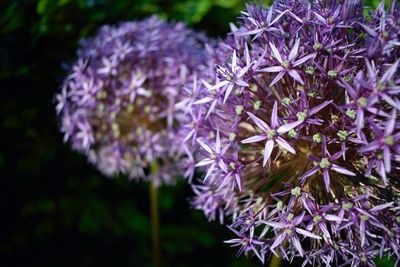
[56,16,207,184]
[181,1,400,265]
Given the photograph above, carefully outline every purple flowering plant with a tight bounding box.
[180,0,400,265]
[55,16,207,185]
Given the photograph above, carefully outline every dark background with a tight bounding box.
[0,0,393,267]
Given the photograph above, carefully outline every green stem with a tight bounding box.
[150,162,161,267]
[150,180,161,267]
[269,255,281,267]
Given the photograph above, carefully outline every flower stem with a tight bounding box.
[150,162,161,267]
[269,255,281,267]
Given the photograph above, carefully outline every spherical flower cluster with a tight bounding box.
[181,1,400,265]
[56,16,207,184]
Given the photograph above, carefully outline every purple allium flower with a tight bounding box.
[180,1,400,265]
[55,16,208,185]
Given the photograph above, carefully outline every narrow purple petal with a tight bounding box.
[263,139,275,166]
[215,130,221,153]
[223,82,234,104]
[195,158,214,167]
[277,120,302,134]
[292,53,316,67]
[269,42,283,64]
[289,39,300,61]
[295,228,322,239]
[269,71,286,87]
[370,202,393,212]
[241,135,268,144]
[299,166,319,183]
[270,232,287,251]
[211,80,230,90]
[246,111,271,131]
[288,70,304,84]
[196,139,213,154]
[381,60,399,83]
[271,101,278,128]
[331,164,356,176]
[323,169,330,192]
[231,50,237,72]
[358,23,378,37]
[291,236,304,257]
[276,137,296,154]
[260,66,284,72]
[383,146,391,173]
[203,162,216,181]
[309,100,333,116]
[385,110,396,135]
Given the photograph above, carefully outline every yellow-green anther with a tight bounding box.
[387,230,394,237]
[297,111,307,121]
[331,114,339,123]
[357,97,368,108]
[308,91,317,98]
[320,158,331,169]
[229,162,236,170]
[249,84,258,93]
[235,88,242,96]
[361,256,367,262]
[282,98,291,105]
[377,82,385,91]
[96,90,107,99]
[342,202,353,210]
[384,135,394,146]
[313,215,323,223]
[112,123,120,137]
[136,127,144,135]
[235,105,244,115]
[229,132,236,142]
[291,186,301,197]
[287,213,294,221]
[360,214,368,221]
[98,103,105,112]
[289,129,297,138]
[282,60,290,68]
[313,42,322,50]
[383,31,389,38]
[305,66,315,75]
[313,133,323,143]
[328,70,337,78]
[267,130,277,139]
[337,130,348,141]
[144,105,151,113]
[346,109,356,119]
[344,75,353,83]
[127,104,134,113]
[253,100,262,110]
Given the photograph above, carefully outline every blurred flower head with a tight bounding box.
[56,16,208,184]
[181,1,400,265]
